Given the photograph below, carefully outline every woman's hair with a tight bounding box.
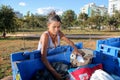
[47,11,62,24]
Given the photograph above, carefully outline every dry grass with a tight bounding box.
[0,37,96,79]
[1,29,120,79]
[0,38,38,79]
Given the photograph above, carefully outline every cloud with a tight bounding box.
[36,7,64,15]
[19,2,26,6]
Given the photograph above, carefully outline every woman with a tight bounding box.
[37,11,83,80]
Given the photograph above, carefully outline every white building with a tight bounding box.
[108,0,120,15]
[81,3,107,17]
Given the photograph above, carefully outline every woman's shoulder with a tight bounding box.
[41,31,49,38]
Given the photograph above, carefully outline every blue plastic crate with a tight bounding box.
[92,50,120,77]
[96,37,120,57]
[10,42,83,80]
[96,37,120,70]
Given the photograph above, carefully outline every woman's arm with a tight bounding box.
[40,33,62,79]
[59,31,84,56]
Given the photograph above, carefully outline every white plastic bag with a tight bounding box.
[90,69,114,80]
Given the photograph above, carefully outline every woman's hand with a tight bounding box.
[73,48,85,56]
[52,71,62,80]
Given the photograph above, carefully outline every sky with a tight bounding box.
[0,0,108,15]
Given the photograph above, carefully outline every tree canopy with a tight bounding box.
[61,10,77,29]
[0,5,18,37]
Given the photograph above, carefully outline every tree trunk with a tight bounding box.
[109,25,112,31]
[2,32,6,38]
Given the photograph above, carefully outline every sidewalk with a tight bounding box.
[6,33,119,39]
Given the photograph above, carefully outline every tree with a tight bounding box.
[23,11,31,28]
[107,16,118,31]
[95,15,104,31]
[23,12,47,29]
[78,13,88,29]
[0,5,17,37]
[114,11,120,30]
[34,15,47,28]
[87,15,104,30]
[78,13,88,21]
[61,10,77,29]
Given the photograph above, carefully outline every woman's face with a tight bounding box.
[48,21,61,35]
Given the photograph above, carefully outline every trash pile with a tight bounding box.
[33,49,120,80]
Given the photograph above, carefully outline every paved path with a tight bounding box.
[6,33,119,39]
[1,76,13,80]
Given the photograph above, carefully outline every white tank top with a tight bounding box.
[37,31,60,50]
